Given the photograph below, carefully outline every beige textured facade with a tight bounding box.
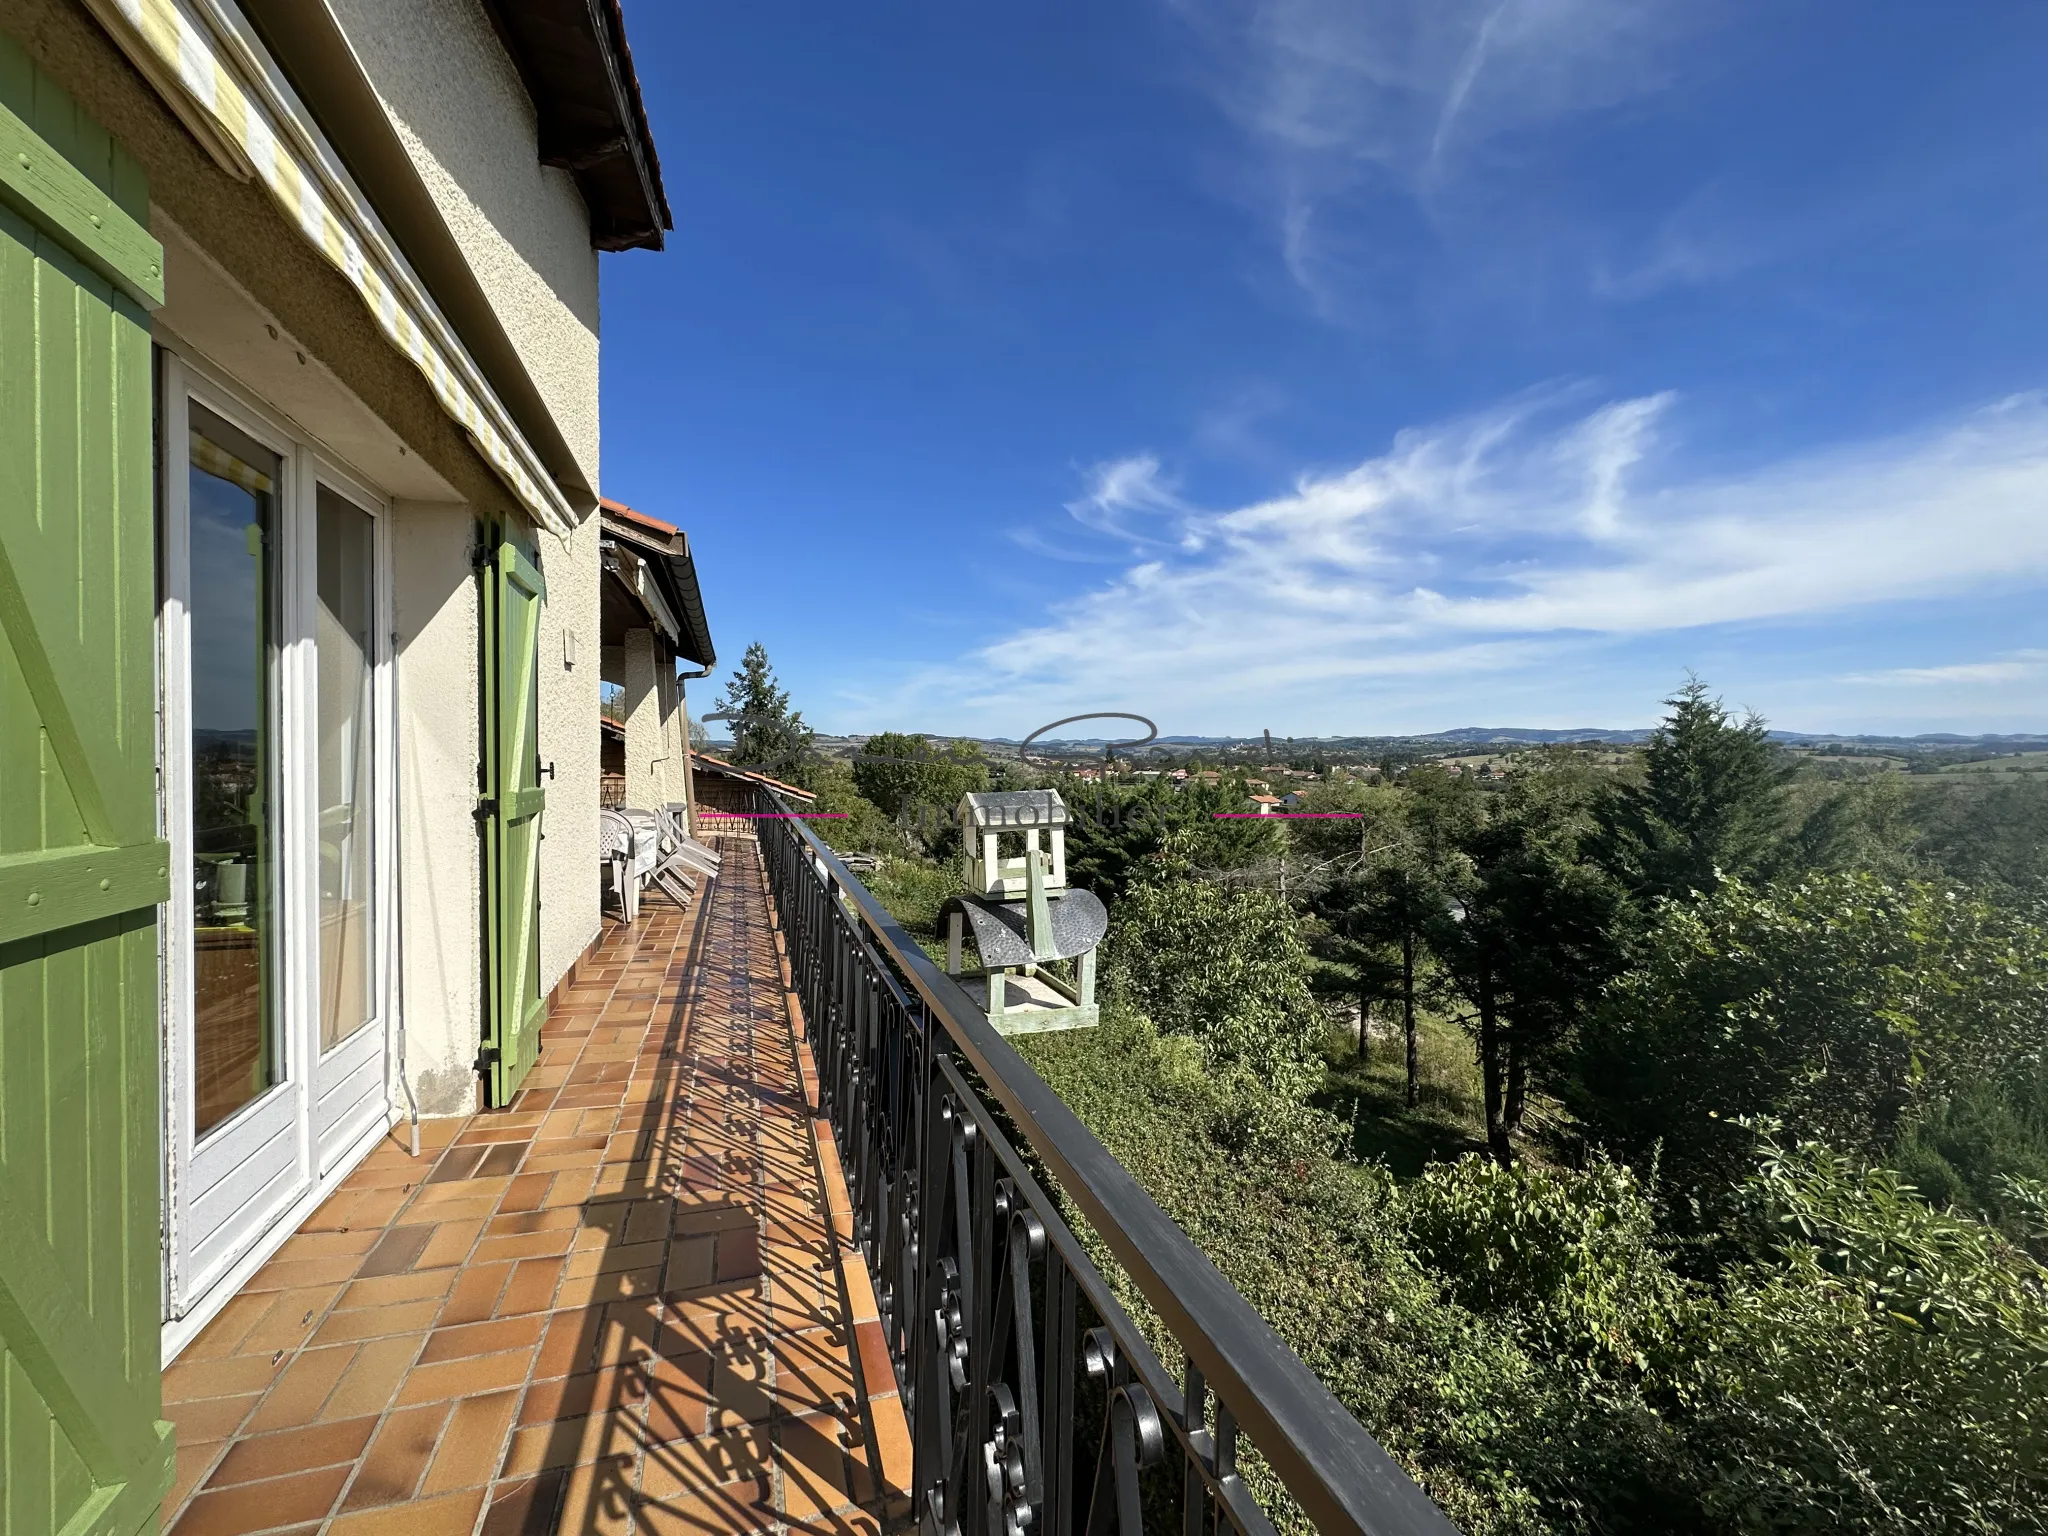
[321,0,603,495]
[0,0,671,1355]
[535,509,605,1015]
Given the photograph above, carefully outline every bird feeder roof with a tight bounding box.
[957,789,1068,829]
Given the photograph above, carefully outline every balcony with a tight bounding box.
[159,813,1455,1535]
[159,838,911,1536]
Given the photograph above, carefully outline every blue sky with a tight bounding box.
[599,1,2048,739]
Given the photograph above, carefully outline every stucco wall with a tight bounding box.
[322,0,602,493]
[8,0,606,1117]
[1,0,511,519]
[392,501,483,1118]
[536,512,602,998]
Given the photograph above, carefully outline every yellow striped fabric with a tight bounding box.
[102,0,567,532]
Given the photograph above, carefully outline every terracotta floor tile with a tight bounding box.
[663,1237,715,1293]
[555,1265,662,1311]
[838,1254,880,1327]
[781,1510,880,1536]
[396,1347,538,1404]
[438,1260,516,1326]
[355,1225,435,1279]
[497,1256,567,1317]
[555,1451,641,1536]
[205,1416,378,1485]
[499,1172,555,1213]
[419,1314,547,1365]
[174,1293,271,1359]
[311,1297,443,1345]
[473,1227,579,1267]
[165,1391,263,1446]
[774,1328,858,1415]
[481,1471,567,1536]
[632,1482,775,1536]
[566,1239,667,1280]
[336,1270,456,1312]
[420,1387,521,1494]
[850,1320,896,1404]
[776,1411,853,1520]
[340,1401,451,1509]
[417,1218,485,1270]
[240,1255,365,1292]
[274,1229,381,1262]
[638,1424,773,1502]
[398,1194,500,1225]
[644,1351,713,1443]
[162,1438,225,1523]
[243,1346,356,1433]
[864,1393,914,1512]
[519,1361,654,1428]
[169,1463,350,1536]
[500,1413,605,1478]
[329,1486,486,1536]
[163,1352,279,1405]
[533,1310,603,1381]
[321,1334,424,1422]
[484,1207,582,1239]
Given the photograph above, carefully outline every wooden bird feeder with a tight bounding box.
[940,789,1106,1035]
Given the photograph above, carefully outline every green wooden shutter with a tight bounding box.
[481,525,547,1105]
[0,35,175,1536]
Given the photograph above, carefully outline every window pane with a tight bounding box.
[189,404,281,1139]
[316,485,376,1052]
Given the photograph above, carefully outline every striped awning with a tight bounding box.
[87,0,574,534]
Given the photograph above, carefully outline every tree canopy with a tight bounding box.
[713,641,816,787]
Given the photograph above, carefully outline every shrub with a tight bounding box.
[1103,873,1325,1102]
[1404,1155,1691,1377]
[1683,1140,2048,1534]
[1570,872,2048,1228]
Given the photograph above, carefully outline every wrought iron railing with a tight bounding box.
[752,790,1460,1536]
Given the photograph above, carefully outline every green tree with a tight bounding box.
[1104,861,1326,1107]
[1599,678,1790,903]
[1915,776,2048,900]
[1306,780,1462,1105]
[802,760,899,856]
[1431,759,1627,1163]
[851,731,988,834]
[713,641,816,787]
[1063,773,1280,898]
[1571,871,2048,1227]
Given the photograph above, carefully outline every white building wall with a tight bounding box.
[324,0,602,491]
[537,512,602,997]
[393,500,483,1117]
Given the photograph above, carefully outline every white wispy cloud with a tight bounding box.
[1842,652,2048,688]
[1164,0,1695,312]
[879,390,2048,731]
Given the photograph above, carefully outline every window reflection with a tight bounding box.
[316,486,375,1052]
[189,405,280,1139]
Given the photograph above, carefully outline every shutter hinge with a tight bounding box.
[474,1045,500,1073]
[475,798,498,821]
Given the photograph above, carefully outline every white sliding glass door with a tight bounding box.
[312,483,388,1168]
[161,355,393,1324]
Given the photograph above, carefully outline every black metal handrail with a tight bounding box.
[751,790,1460,1536]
